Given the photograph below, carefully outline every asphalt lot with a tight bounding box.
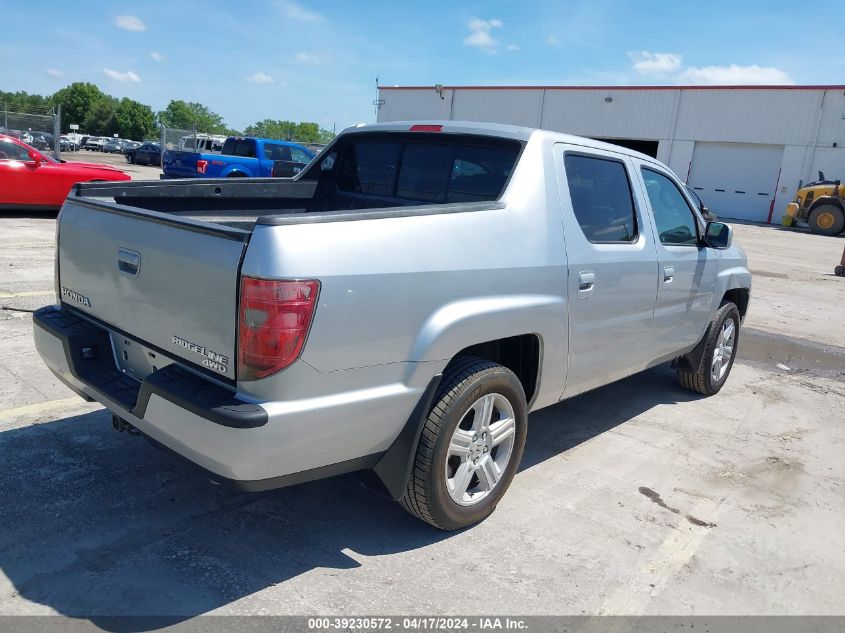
[0,208,843,621]
[62,149,163,179]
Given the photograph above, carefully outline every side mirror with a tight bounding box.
[705,221,733,249]
[27,150,42,166]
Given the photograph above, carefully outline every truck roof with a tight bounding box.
[346,120,662,165]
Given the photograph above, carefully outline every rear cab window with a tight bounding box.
[222,138,257,158]
[333,134,522,203]
[564,154,638,243]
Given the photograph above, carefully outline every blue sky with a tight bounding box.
[1,0,841,131]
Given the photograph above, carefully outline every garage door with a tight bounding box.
[687,142,783,222]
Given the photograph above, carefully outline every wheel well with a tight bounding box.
[452,334,541,406]
[809,198,844,213]
[722,288,749,321]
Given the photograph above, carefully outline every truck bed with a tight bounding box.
[71,178,502,232]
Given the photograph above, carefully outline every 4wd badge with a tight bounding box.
[171,335,229,374]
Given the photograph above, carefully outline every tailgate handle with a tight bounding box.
[117,248,141,277]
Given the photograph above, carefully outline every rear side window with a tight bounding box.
[263,143,292,161]
[564,154,637,243]
[337,139,519,202]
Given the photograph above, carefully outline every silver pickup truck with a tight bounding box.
[34,121,751,530]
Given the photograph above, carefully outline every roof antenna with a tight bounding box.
[435,84,445,100]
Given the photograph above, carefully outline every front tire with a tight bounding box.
[808,204,845,236]
[400,358,528,530]
[678,302,741,395]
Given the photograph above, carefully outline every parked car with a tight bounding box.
[162,136,314,179]
[179,134,226,152]
[84,137,107,151]
[125,142,161,166]
[32,122,750,530]
[0,133,130,210]
[122,141,141,154]
[28,132,53,151]
[103,139,126,154]
[59,135,80,152]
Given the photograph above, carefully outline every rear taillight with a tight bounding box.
[409,124,443,132]
[237,277,320,381]
[196,159,208,175]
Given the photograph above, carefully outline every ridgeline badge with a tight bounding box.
[172,335,229,374]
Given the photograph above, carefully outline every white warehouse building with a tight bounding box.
[376,84,845,223]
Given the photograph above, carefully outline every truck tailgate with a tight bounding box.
[57,200,247,381]
[163,150,200,178]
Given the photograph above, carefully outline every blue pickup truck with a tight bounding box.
[162,136,315,179]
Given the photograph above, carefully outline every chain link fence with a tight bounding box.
[158,126,226,164]
[1,106,61,158]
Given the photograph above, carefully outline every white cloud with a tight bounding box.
[294,51,329,64]
[626,51,792,85]
[103,68,141,83]
[464,17,503,54]
[46,68,63,77]
[547,35,559,46]
[679,64,793,85]
[506,44,520,52]
[247,72,275,84]
[150,51,166,62]
[628,51,682,76]
[277,1,323,22]
[115,15,146,31]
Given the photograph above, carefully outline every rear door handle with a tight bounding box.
[663,266,674,284]
[117,248,141,277]
[578,271,595,297]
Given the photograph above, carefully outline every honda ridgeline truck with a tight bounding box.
[34,122,751,530]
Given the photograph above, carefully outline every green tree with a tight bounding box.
[158,100,226,133]
[243,119,334,143]
[317,128,335,144]
[83,96,119,136]
[115,98,157,140]
[0,89,53,114]
[51,82,106,132]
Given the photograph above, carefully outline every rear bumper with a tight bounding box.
[33,305,421,489]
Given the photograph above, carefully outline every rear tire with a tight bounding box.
[400,358,528,530]
[808,204,845,236]
[677,302,741,396]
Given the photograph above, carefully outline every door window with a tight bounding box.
[290,147,312,163]
[0,139,34,161]
[564,154,638,243]
[641,168,699,246]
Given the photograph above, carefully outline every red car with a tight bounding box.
[0,134,131,210]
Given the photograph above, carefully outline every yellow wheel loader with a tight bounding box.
[783,172,845,236]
